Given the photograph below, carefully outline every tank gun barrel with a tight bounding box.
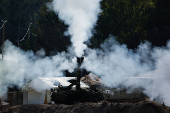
[76,57,84,91]
[77,57,84,66]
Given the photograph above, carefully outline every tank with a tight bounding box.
[51,57,104,104]
[102,87,148,102]
[93,84,149,102]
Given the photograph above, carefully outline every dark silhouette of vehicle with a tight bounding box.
[51,57,104,104]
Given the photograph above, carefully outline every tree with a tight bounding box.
[0,0,49,49]
[146,0,170,47]
[90,0,156,49]
[32,5,71,55]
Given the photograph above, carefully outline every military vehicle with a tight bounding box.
[51,57,104,104]
[92,83,149,102]
[102,87,148,102]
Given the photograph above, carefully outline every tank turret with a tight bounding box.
[51,56,104,104]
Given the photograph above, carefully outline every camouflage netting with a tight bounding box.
[81,73,101,86]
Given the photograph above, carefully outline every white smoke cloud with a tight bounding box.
[0,40,77,96]
[82,37,151,86]
[0,0,170,107]
[48,0,101,57]
[82,36,170,106]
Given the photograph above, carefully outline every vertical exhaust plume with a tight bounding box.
[0,0,170,107]
[48,0,101,57]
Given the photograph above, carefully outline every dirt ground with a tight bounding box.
[9,100,170,113]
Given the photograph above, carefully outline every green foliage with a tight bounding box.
[0,0,10,19]
[145,0,170,46]
[0,0,49,50]
[32,5,71,55]
[90,0,157,49]
[1,0,170,55]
